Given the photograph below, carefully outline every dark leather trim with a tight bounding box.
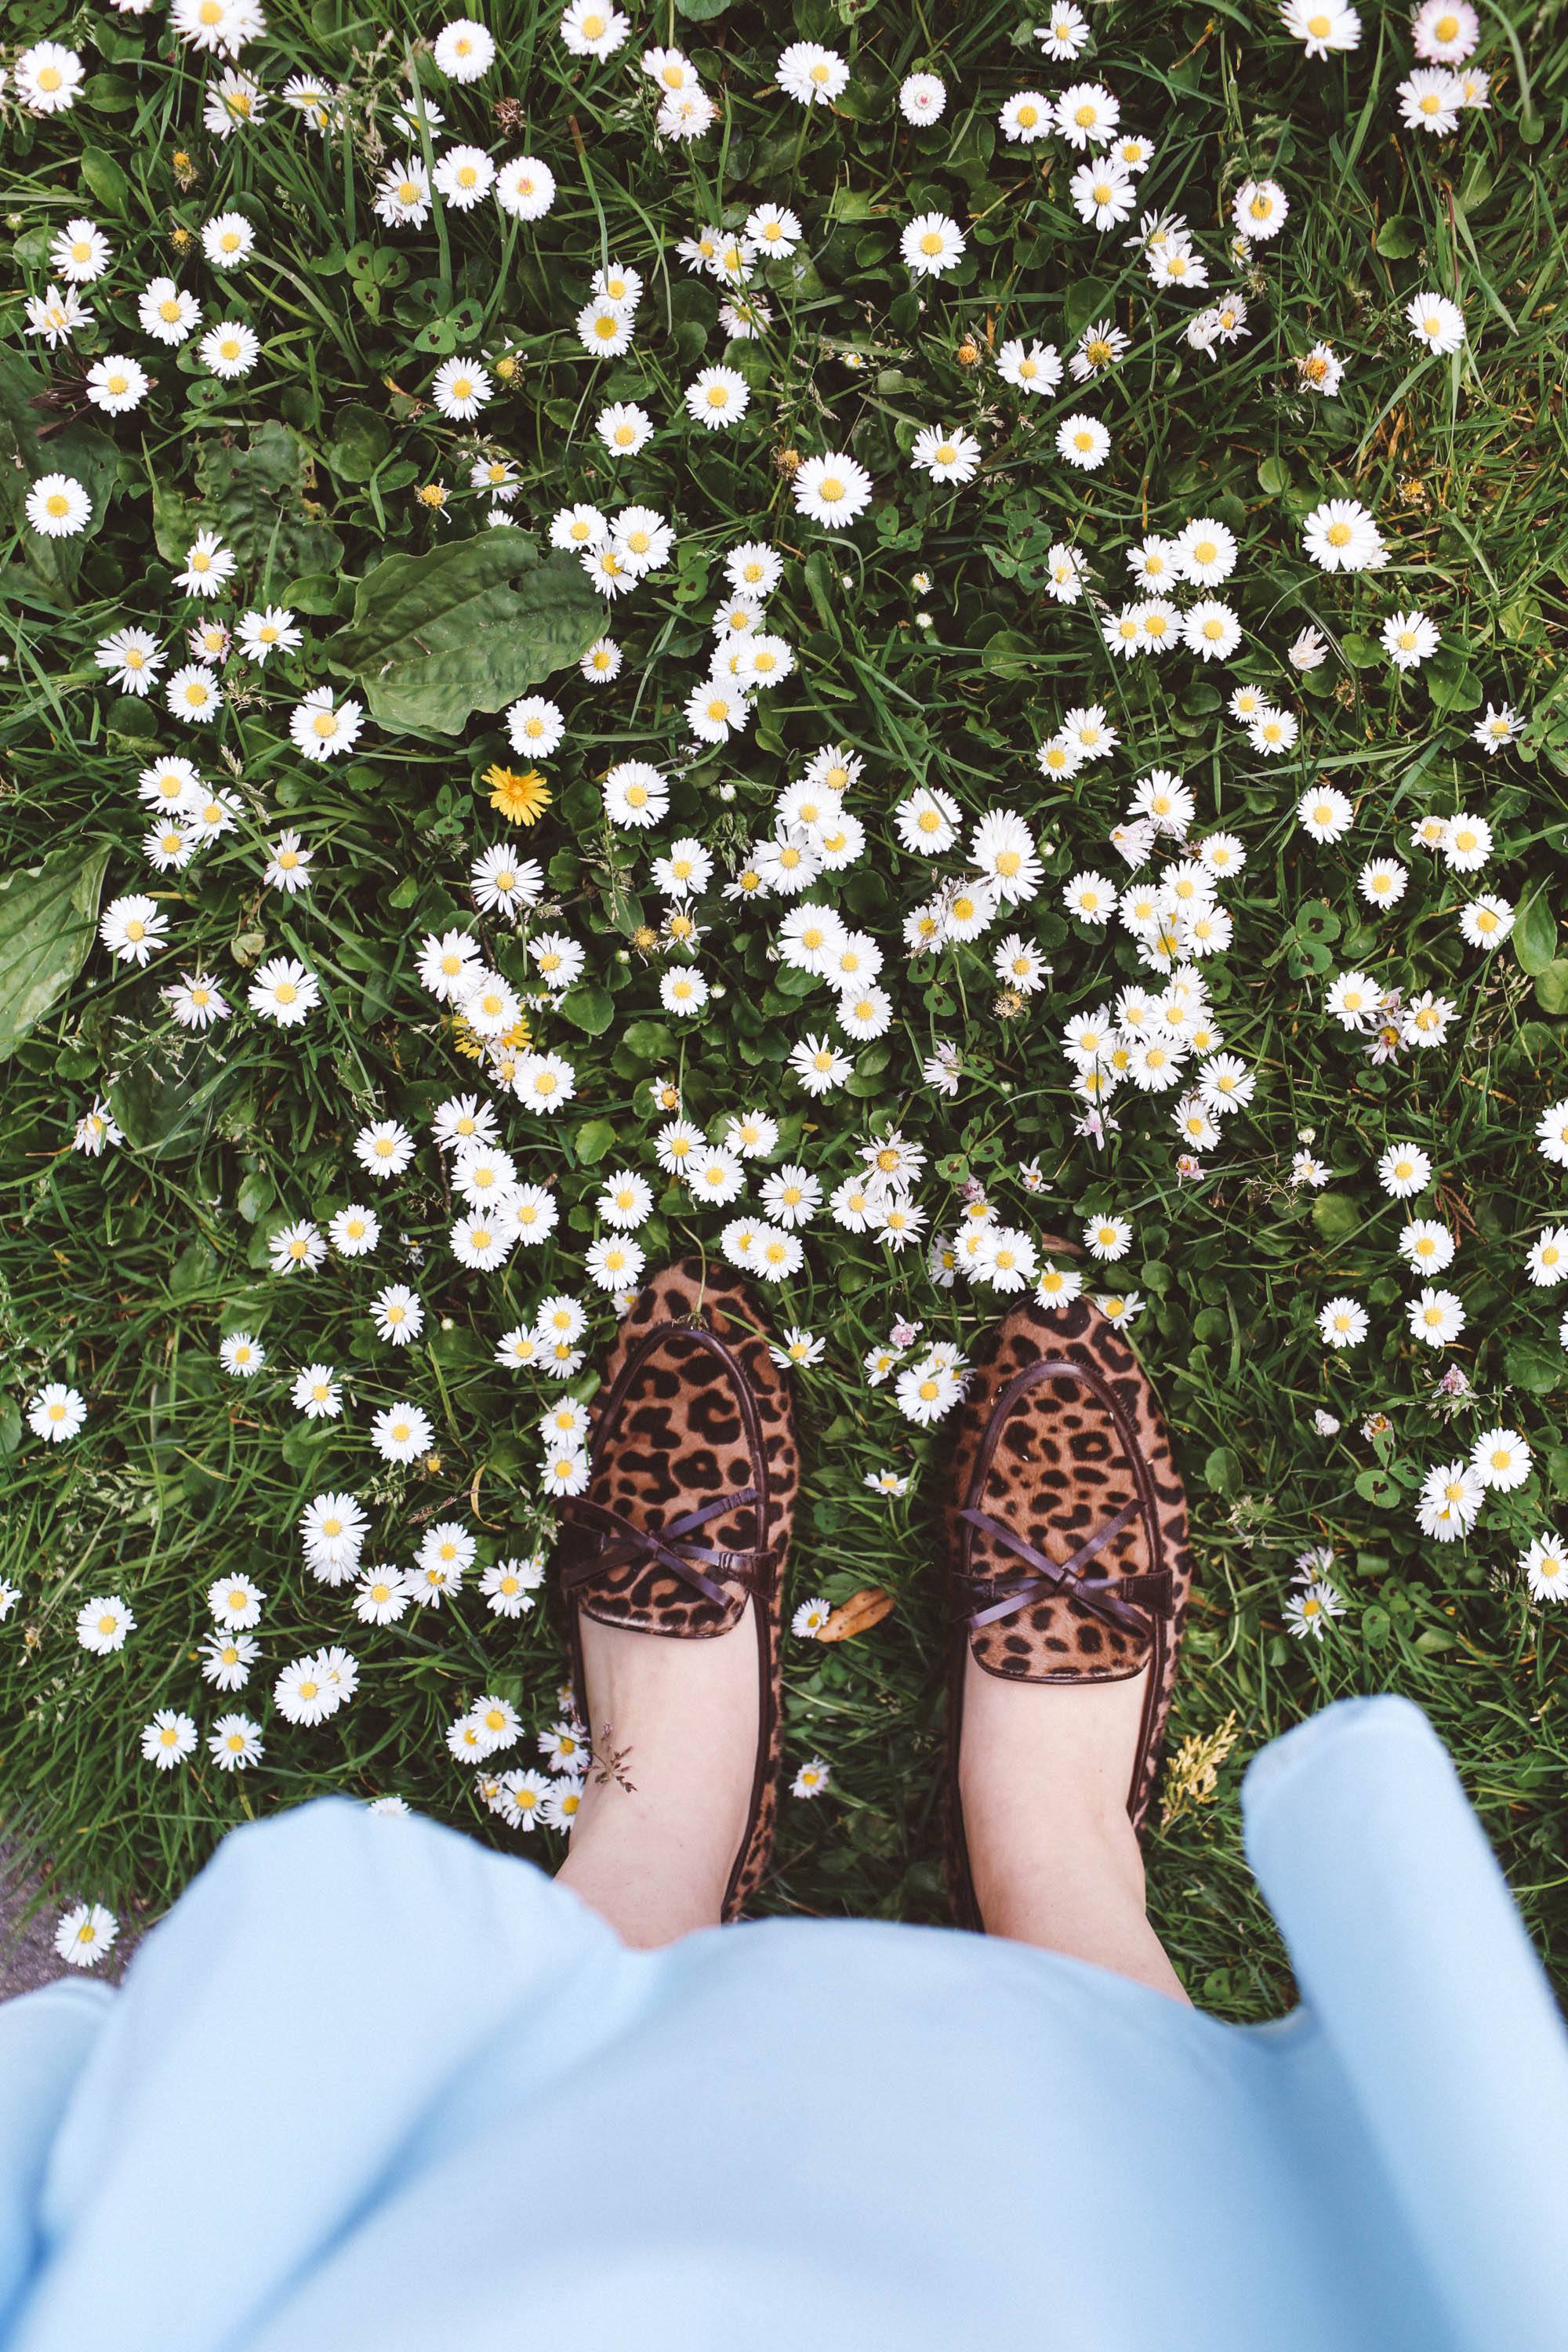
[560,1487,775,1607]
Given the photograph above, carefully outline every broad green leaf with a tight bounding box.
[1512,884,1557,978]
[558,983,615,1036]
[328,539,603,736]
[1374,214,1423,259]
[23,421,118,595]
[326,401,394,482]
[168,1238,220,1298]
[195,419,343,584]
[108,1040,230,1159]
[1425,651,1483,713]
[152,477,200,564]
[1256,455,1291,495]
[572,1117,619,1165]
[1312,1192,1361,1243]
[282,568,354,615]
[1534,961,1568,1017]
[1062,280,1112,339]
[79,147,131,212]
[0,842,111,1061]
[106,697,158,742]
[1504,1337,1563,1396]
[980,627,1035,680]
[829,187,883,223]
[82,73,136,110]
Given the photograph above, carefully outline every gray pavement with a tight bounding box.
[1,1837,134,1999]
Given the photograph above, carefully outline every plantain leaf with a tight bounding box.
[107,1039,231,1159]
[195,419,343,586]
[0,842,111,1061]
[327,538,603,736]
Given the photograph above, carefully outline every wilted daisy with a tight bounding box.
[1296,341,1345,395]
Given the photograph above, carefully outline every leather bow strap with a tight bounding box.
[561,1488,771,1610]
[961,1494,1171,1639]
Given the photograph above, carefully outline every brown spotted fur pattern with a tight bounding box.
[945,1295,1192,1926]
[555,1258,798,1919]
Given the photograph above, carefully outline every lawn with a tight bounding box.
[2,0,1566,2013]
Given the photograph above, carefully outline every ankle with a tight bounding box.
[557,1781,735,1944]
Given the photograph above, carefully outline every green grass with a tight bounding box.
[2,0,1567,2016]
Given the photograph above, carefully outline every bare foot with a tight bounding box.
[554,1606,759,1947]
[959,1656,1189,2001]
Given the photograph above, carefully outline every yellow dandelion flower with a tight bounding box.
[483,764,553,825]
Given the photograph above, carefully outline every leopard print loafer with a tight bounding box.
[944,1294,1193,1931]
[556,1258,800,1921]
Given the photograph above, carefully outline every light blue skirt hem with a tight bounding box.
[1,1695,1563,2352]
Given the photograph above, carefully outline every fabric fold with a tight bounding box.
[1243,1693,1568,2352]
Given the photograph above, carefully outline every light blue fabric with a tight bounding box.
[2,1695,1563,2352]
